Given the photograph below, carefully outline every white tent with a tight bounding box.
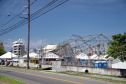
[112,61,126,69]
[90,54,98,59]
[90,54,113,60]
[0,52,17,59]
[44,52,59,59]
[75,54,113,60]
[43,45,57,53]
[75,53,88,59]
[22,52,39,58]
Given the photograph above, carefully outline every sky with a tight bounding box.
[0,0,126,51]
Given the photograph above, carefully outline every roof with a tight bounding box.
[112,61,126,69]
[75,53,88,59]
[43,45,57,53]
[76,53,113,60]
[44,52,59,59]
[0,52,17,59]
[22,52,39,58]
[13,39,24,45]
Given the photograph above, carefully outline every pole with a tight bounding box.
[27,0,30,69]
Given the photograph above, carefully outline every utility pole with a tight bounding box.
[27,0,30,69]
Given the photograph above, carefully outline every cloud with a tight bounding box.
[8,39,12,41]
[30,39,47,49]
[4,44,11,47]
[3,39,13,48]
[4,39,48,50]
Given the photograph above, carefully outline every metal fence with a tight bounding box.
[61,60,113,68]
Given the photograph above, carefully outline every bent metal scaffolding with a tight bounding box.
[54,34,113,67]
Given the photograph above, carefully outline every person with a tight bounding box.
[0,59,1,65]
[2,60,5,65]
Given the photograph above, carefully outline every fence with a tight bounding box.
[61,60,112,68]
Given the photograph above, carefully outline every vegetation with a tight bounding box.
[0,75,26,84]
[106,33,126,62]
[0,46,6,56]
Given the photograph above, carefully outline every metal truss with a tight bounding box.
[58,34,112,61]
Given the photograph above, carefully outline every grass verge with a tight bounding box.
[0,75,26,84]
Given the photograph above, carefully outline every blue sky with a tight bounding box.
[1,0,126,51]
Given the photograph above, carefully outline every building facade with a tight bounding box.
[0,42,4,49]
[12,39,25,57]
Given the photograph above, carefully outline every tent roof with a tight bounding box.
[0,52,17,59]
[76,53,113,60]
[22,52,39,58]
[44,52,59,59]
[75,53,88,59]
[43,45,57,53]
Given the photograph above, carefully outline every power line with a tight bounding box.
[0,0,15,25]
[0,0,69,36]
[31,0,68,21]
[0,40,12,46]
[0,0,37,29]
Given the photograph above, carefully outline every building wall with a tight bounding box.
[12,39,25,57]
[12,45,25,56]
[20,45,25,56]
[0,42,4,49]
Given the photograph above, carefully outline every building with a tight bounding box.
[0,42,4,49]
[12,39,25,57]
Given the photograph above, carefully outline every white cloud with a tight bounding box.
[4,44,11,47]
[3,40,13,48]
[4,39,47,49]
[30,39,47,49]
[8,39,12,41]
[3,39,48,51]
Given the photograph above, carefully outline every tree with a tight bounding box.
[0,46,6,56]
[106,33,126,62]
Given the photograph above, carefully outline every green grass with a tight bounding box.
[0,75,26,84]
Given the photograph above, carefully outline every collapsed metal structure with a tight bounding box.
[56,34,112,66]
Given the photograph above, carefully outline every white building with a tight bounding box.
[12,39,25,57]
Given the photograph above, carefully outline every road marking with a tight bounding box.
[0,68,83,84]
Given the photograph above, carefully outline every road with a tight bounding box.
[0,66,116,84]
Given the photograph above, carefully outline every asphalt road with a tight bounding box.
[0,66,116,84]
